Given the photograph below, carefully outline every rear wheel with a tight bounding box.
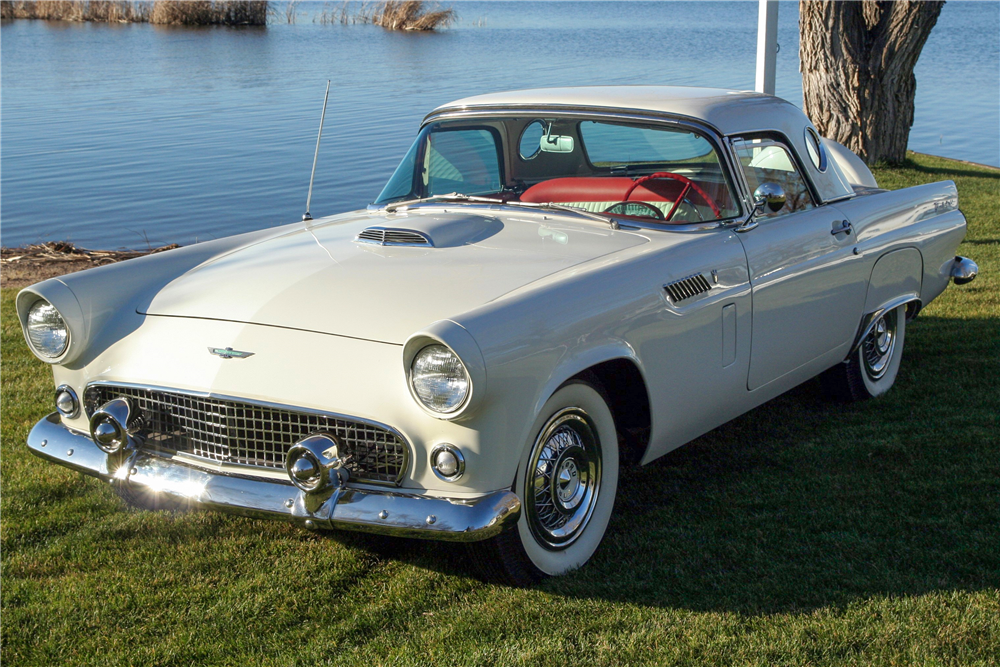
[822,305,906,401]
[469,380,618,586]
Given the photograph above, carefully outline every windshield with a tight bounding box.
[375,115,741,224]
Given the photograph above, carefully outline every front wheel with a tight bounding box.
[822,305,907,401]
[469,380,619,586]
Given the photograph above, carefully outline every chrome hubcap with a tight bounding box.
[525,408,602,550]
[862,309,898,380]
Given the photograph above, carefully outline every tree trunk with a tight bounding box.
[800,0,944,165]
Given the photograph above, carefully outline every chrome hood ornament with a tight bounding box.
[208,347,255,360]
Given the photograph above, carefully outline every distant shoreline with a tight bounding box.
[908,152,1000,172]
[0,242,180,290]
[0,0,456,30]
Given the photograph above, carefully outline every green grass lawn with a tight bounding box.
[2,152,998,666]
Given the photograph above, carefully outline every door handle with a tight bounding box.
[831,221,853,236]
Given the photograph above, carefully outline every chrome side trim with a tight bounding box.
[26,414,520,542]
[849,295,922,354]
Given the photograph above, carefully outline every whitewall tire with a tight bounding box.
[822,305,907,401]
[469,379,618,585]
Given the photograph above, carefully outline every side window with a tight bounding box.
[423,128,501,197]
[732,137,814,218]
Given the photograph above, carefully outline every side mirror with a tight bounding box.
[753,182,786,213]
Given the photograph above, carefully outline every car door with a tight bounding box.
[731,135,868,391]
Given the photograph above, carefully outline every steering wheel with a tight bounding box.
[624,172,723,222]
[602,201,665,220]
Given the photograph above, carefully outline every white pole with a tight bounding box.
[755,0,779,95]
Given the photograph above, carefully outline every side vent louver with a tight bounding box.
[664,273,713,303]
[356,227,432,247]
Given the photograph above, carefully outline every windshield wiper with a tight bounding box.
[382,193,497,212]
[508,200,620,229]
[381,192,619,229]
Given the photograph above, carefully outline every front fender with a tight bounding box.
[530,341,642,417]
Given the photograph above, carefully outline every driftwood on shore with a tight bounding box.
[0,241,180,289]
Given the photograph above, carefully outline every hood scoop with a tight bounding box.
[355,213,505,249]
[356,227,432,247]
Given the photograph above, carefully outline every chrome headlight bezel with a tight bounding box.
[403,322,487,421]
[408,344,471,415]
[24,298,70,360]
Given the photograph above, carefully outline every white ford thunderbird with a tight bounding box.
[19,87,978,585]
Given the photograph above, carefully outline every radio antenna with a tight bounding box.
[303,80,331,222]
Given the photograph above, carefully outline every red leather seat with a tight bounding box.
[520,177,685,204]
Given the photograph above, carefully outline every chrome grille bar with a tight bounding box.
[84,384,408,485]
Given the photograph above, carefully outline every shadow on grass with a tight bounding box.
[324,315,1000,614]
[892,157,1000,180]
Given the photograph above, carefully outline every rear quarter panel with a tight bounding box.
[832,181,966,312]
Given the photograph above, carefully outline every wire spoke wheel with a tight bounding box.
[821,304,907,403]
[467,380,618,585]
[525,408,602,550]
[862,309,898,381]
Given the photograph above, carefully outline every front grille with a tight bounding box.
[356,227,431,246]
[84,385,408,485]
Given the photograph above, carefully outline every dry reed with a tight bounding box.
[150,1,267,25]
[2,0,452,29]
[313,0,452,30]
[1,1,267,25]
[372,1,452,30]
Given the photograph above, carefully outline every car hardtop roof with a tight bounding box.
[428,85,858,204]
[427,85,807,136]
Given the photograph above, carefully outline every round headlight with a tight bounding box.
[26,300,69,358]
[410,345,470,413]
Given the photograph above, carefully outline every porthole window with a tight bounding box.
[804,126,828,172]
[518,120,545,161]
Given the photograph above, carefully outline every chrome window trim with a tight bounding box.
[804,126,829,172]
[727,133,823,221]
[83,380,412,485]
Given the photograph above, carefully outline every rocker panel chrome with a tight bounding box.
[26,413,520,542]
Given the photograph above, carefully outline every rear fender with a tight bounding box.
[851,248,923,353]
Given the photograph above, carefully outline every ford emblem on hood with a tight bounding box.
[208,346,255,360]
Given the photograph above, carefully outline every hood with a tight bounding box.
[141,208,647,344]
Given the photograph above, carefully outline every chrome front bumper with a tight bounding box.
[27,413,520,542]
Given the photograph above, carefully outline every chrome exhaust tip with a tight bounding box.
[951,256,978,285]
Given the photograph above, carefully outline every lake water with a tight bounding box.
[2,1,998,249]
